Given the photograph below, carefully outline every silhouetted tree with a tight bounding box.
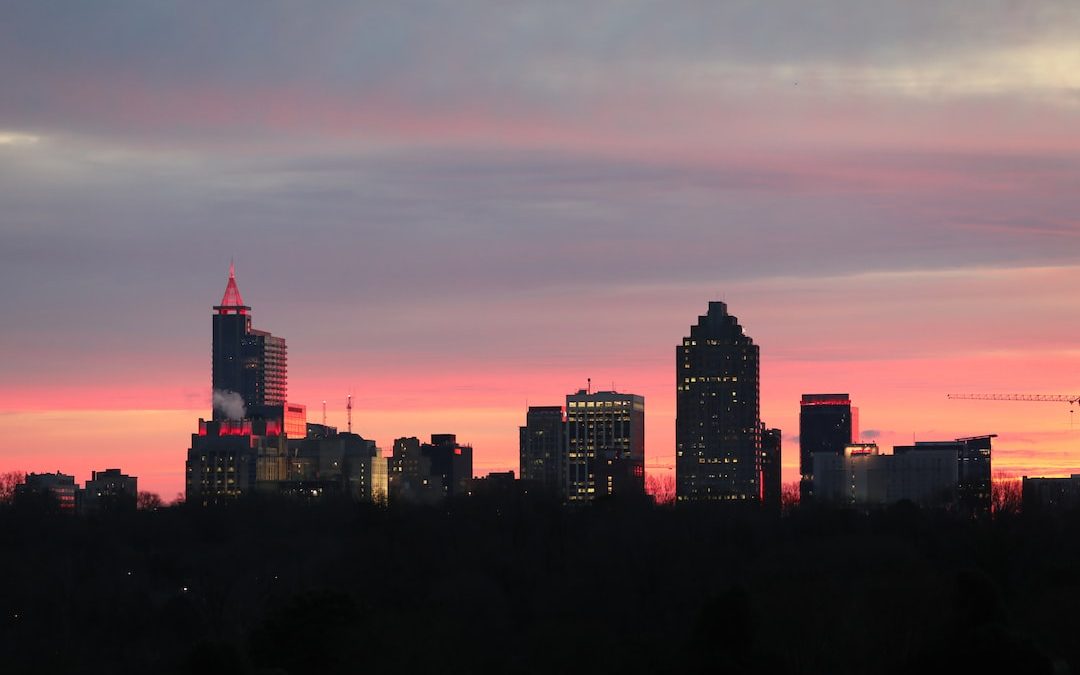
[992,471,1022,515]
[137,491,164,510]
[0,470,25,504]
[781,481,800,513]
[646,473,676,505]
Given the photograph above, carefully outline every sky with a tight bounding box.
[2,1,1080,499]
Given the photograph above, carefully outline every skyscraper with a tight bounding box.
[212,263,287,418]
[799,394,858,502]
[676,301,761,502]
[519,405,565,496]
[565,389,645,501]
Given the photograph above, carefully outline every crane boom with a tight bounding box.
[947,393,1080,405]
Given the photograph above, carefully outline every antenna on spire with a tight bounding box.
[322,400,327,426]
[346,394,353,434]
[229,258,235,279]
[587,377,591,395]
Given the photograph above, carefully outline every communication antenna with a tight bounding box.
[587,377,591,395]
[346,394,353,433]
[322,400,327,426]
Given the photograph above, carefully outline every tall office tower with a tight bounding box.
[212,263,287,419]
[761,427,782,510]
[676,301,761,502]
[799,394,858,502]
[565,390,645,501]
[519,406,565,495]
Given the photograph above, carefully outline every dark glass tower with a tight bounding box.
[211,263,287,419]
[799,394,857,502]
[519,406,566,496]
[676,301,761,502]
[761,426,782,511]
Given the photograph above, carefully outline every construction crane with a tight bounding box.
[947,393,1080,425]
[947,394,1080,405]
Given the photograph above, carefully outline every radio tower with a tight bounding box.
[322,400,327,426]
[346,394,353,433]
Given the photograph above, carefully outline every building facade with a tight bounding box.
[799,394,858,503]
[813,435,993,513]
[185,418,288,505]
[389,436,443,504]
[15,472,78,512]
[283,431,387,503]
[565,389,645,501]
[676,301,761,502]
[1022,475,1080,512]
[519,405,565,496]
[892,435,994,516]
[422,434,474,499]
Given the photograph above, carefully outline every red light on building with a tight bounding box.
[454,448,462,456]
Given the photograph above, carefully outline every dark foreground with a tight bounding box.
[2,496,1079,675]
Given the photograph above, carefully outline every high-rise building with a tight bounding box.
[565,389,645,501]
[761,427,782,510]
[212,263,287,418]
[519,406,565,496]
[676,301,761,502]
[799,394,858,502]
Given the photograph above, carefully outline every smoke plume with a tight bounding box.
[213,389,247,420]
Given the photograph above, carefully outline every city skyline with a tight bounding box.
[4,3,1080,498]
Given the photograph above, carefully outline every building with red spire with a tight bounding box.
[211,263,287,417]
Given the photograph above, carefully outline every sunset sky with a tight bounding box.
[2,2,1080,498]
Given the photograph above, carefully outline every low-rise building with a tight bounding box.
[82,469,137,513]
[1022,475,1080,512]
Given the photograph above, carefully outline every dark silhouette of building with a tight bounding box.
[14,472,78,512]
[761,427,782,510]
[389,436,443,504]
[566,389,645,501]
[422,434,474,499]
[799,394,858,503]
[280,430,387,503]
[212,263,287,419]
[1022,474,1080,512]
[676,301,761,502]
[519,405,565,496]
[81,468,137,514]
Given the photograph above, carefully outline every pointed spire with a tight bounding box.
[215,261,250,314]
